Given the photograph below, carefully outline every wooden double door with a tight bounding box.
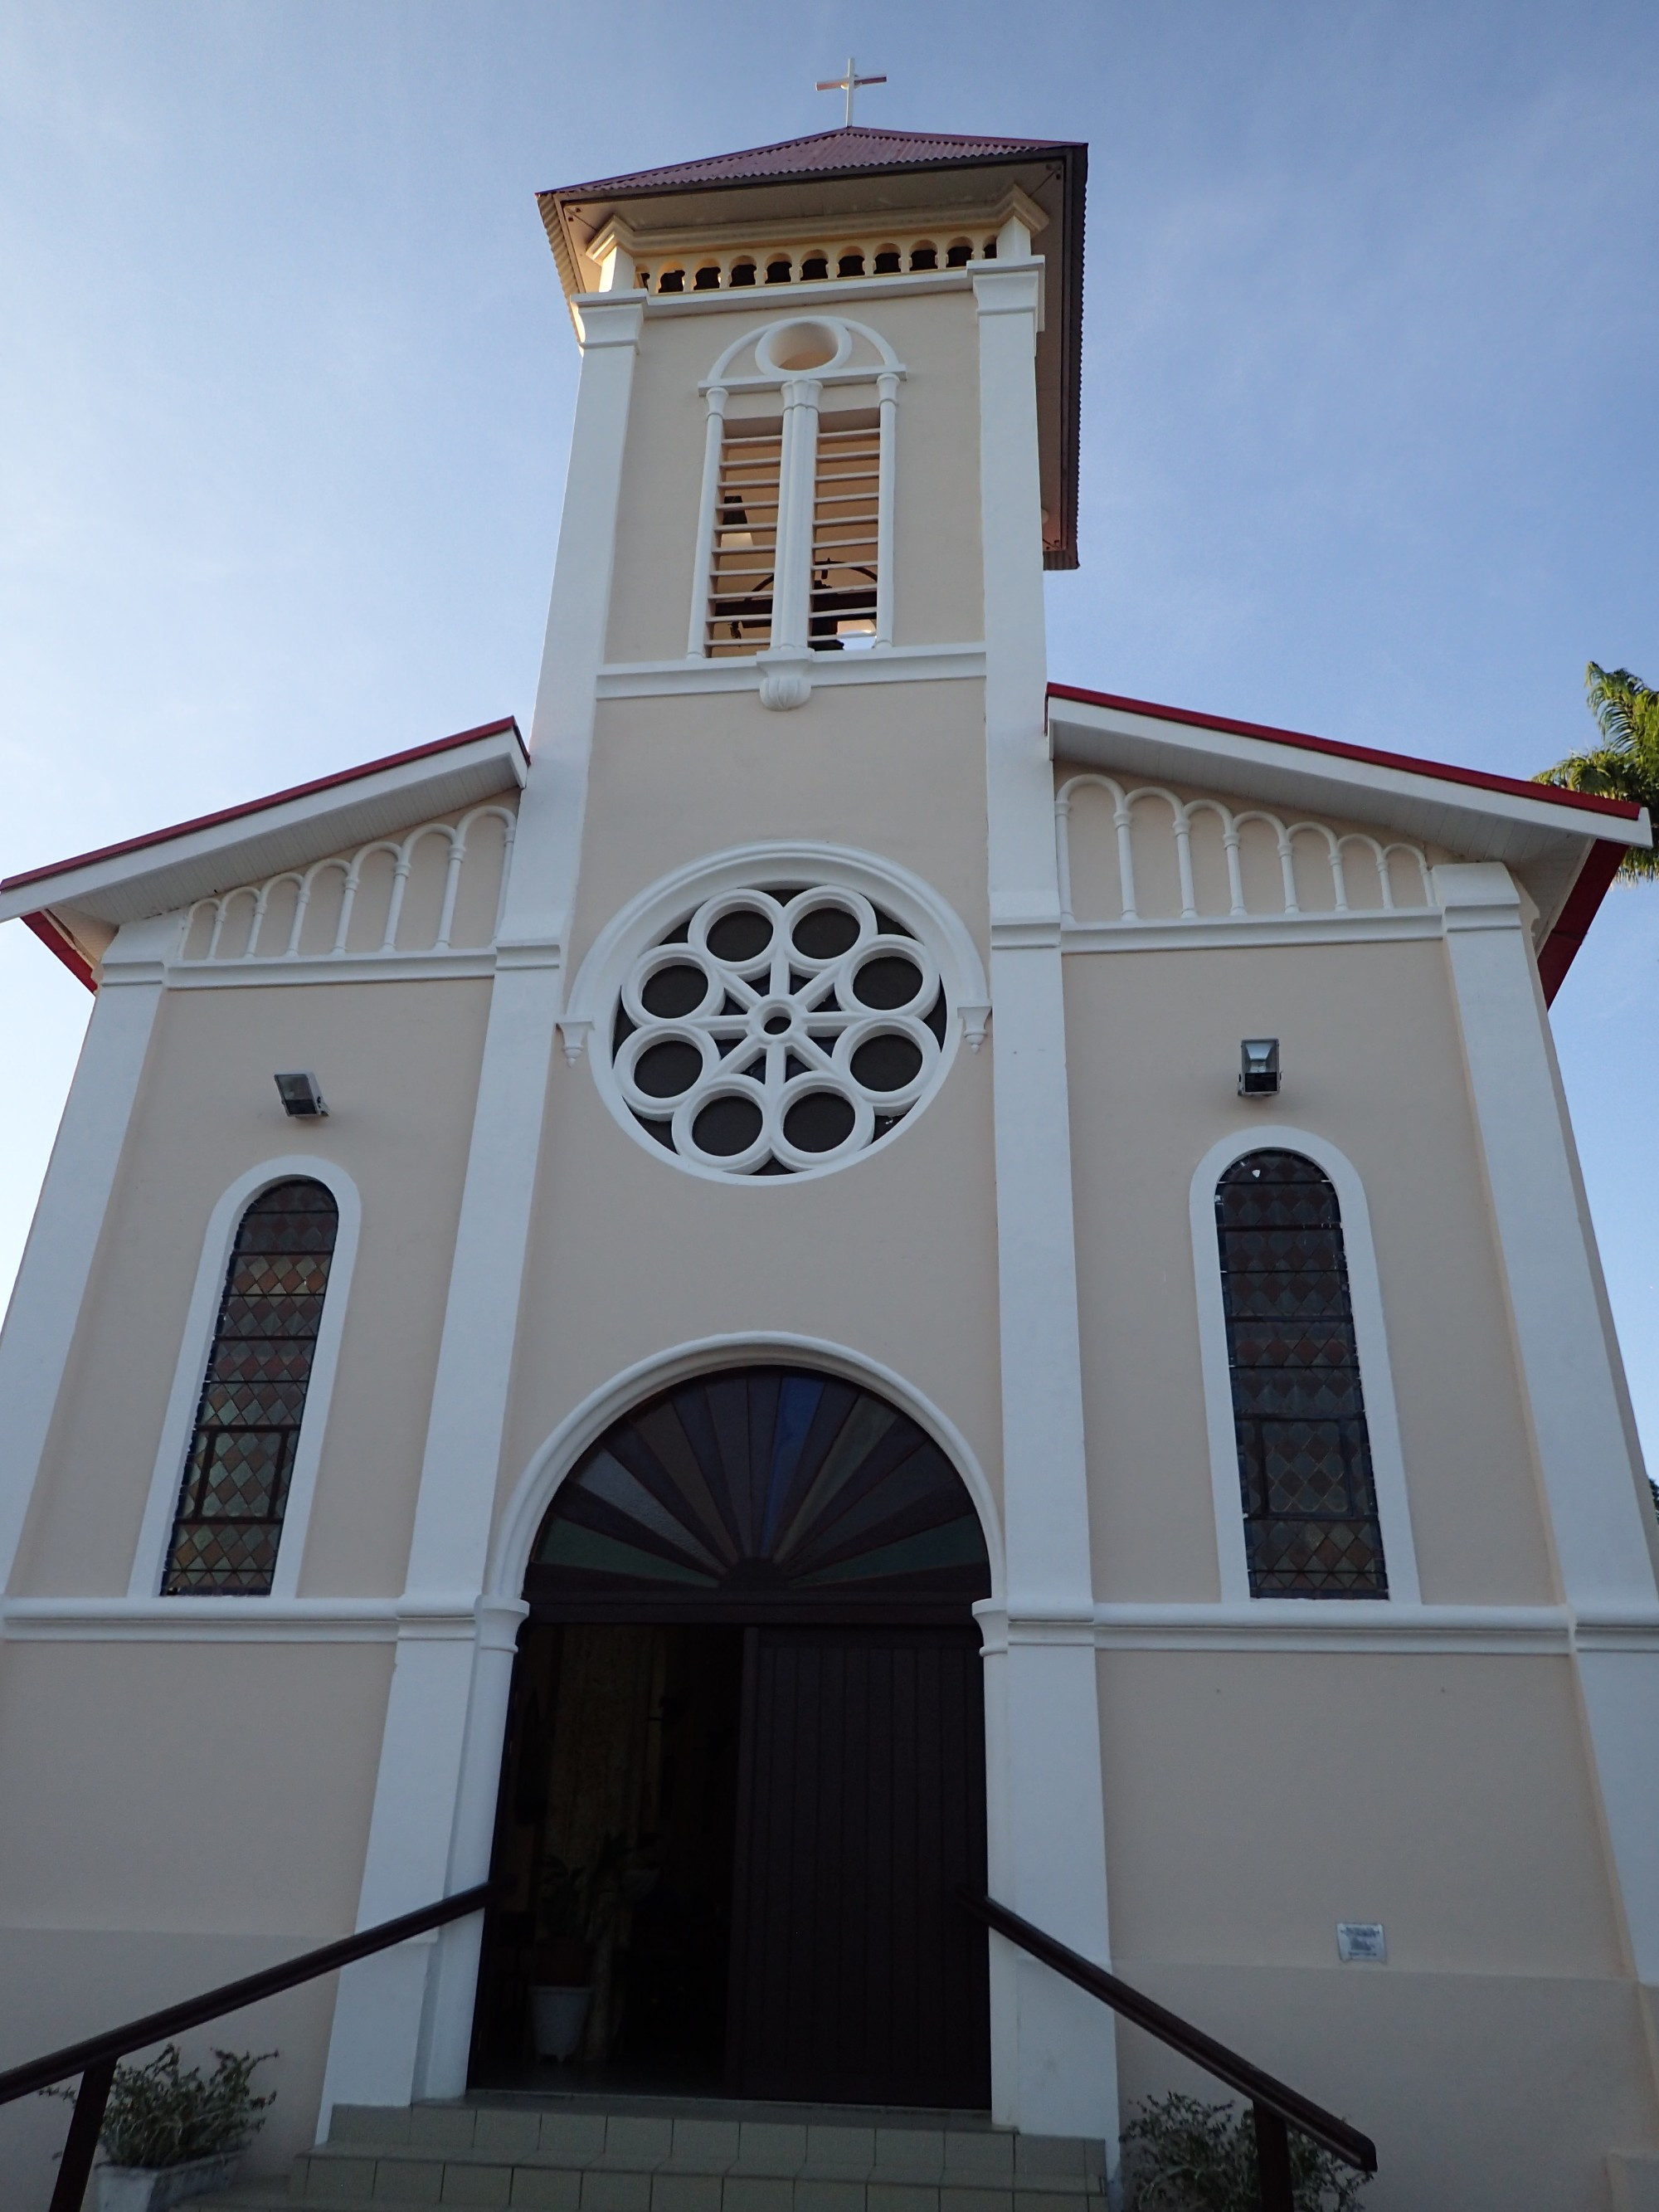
[727,1622,990,2108]
[483,1615,990,2110]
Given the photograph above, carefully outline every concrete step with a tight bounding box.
[194,2101,1107,2212]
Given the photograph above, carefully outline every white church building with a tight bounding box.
[2,120,1659,2211]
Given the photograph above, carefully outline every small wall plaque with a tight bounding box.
[1336,1922,1387,1962]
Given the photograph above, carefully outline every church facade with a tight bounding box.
[2,124,1659,2210]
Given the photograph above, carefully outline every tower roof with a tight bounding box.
[538,124,1087,568]
[551,124,1077,197]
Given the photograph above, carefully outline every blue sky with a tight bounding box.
[3,1,1657,1444]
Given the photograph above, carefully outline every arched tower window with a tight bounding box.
[1214,1151,1388,1598]
[162,1177,339,1595]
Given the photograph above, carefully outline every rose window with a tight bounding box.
[612,885,948,1176]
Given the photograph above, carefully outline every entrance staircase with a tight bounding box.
[197,2096,1109,2212]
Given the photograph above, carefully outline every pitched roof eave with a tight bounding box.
[1,717,528,953]
[1046,683,1648,1001]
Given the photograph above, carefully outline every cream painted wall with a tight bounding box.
[567,680,991,975]
[0,1640,392,2200]
[1064,938,1554,1605]
[498,1015,1003,1532]
[602,287,985,667]
[10,974,490,1598]
[493,675,1004,1537]
[1097,1648,1619,1972]
[1097,1647,1646,2209]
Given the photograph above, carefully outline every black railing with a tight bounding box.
[958,1890,1376,2212]
[0,1881,497,2212]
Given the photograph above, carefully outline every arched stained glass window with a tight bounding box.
[163,1178,339,1596]
[529,1366,989,1620]
[1215,1151,1388,1598]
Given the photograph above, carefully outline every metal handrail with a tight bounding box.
[958,1890,1376,2212]
[0,1880,499,2212]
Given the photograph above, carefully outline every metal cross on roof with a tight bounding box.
[815,56,887,126]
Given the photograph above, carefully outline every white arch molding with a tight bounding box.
[129,1156,363,1601]
[488,1328,1006,1603]
[411,1332,1010,2103]
[1189,1126,1421,1607]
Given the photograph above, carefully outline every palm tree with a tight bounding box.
[1536,664,1659,879]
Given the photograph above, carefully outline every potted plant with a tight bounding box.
[1121,2093,1369,2211]
[528,1839,658,2062]
[45,2046,275,2211]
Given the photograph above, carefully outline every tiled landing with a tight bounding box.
[197,2098,1108,2212]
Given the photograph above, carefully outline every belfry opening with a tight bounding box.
[473,1364,993,2107]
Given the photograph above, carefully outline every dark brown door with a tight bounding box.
[727,1625,990,2107]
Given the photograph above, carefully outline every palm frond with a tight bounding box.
[1535,665,1659,880]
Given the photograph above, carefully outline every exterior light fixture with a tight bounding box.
[275,1071,328,1118]
[1238,1039,1281,1098]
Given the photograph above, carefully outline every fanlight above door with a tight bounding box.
[528,1366,990,1620]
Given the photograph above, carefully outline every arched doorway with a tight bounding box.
[474,1363,993,2107]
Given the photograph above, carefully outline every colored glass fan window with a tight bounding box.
[162,1178,338,1595]
[1214,1151,1388,1598]
[530,1366,989,1618]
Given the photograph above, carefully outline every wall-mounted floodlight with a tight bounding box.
[1238,1039,1281,1098]
[275,1071,328,1118]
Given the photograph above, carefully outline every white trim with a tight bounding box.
[597,643,985,699]
[1061,912,1444,955]
[165,951,499,990]
[562,842,989,1185]
[1089,1601,1595,1654]
[1189,1126,1421,1606]
[1046,692,1639,948]
[703,313,903,387]
[0,918,170,1597]
[0,727,526,933]
[128,1157,362,1601]
[2,1596,400,1642]
[486,1330,1006,1604]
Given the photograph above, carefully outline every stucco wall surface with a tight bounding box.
[11,973,490,1599]
[0,1638,391,2208]
[494,675,1001,1555]
[604,286,985,666]
[1063,936,1553,1605]
[1098,1647,1650,2205]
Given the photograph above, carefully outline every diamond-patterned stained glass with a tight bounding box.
[1215,1152,1388,1598]
[163,1179,338,1595]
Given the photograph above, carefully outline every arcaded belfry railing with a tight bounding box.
[178,805,516,966]
[1055,775,1437,928]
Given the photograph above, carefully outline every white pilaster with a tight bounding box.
[975,263,1117,2141]
[319,295,645,2124]
[0,914,170,1599]
[1435,860,1659,1987]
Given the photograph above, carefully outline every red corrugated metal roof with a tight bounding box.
[551,124,1071,198]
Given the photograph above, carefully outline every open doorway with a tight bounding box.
[473,1622,743,2092]
[472,1363,994,2107]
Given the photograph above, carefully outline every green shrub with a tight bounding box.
[46,2046,275,2170]
[1121,2093,1369,2212]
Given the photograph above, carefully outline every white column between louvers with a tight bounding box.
[1435,861,1659,1996]
[0,918,170,1601]
[973,263,1118,2141]
[318,294,645,2127]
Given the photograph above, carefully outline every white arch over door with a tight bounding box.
[489,1328,1005,1603]
[410,1333,1010,2106]
[1189,1125,1420,1606]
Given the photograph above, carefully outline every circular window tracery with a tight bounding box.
[611,884,948,1177]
